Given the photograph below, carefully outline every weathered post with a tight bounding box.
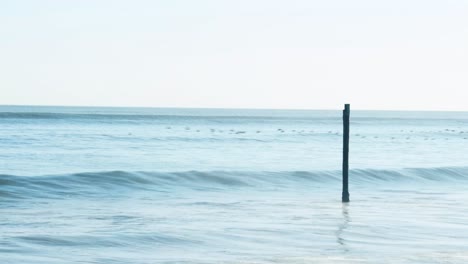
[342,104,350,203]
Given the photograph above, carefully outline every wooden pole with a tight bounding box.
[342,104,350,203]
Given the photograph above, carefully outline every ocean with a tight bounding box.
[1,105,468,263]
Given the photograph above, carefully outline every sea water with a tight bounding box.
[1,106,468,263]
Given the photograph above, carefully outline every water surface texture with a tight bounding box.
[1,106,468,263]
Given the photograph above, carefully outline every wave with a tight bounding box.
[3,111,468,122]
[6,111,462,122]
[0,112,215,120]
[0,112,337,122]
[0,167,468,198]
[1,167,468,200]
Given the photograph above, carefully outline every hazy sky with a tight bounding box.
[1,0,467,110]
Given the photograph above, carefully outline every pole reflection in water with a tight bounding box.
[336,203,351,253]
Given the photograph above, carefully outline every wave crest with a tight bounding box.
[1,167,468,199]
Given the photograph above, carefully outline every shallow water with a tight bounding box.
[1,106,468,263]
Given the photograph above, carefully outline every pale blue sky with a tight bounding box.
[1,0,467,110]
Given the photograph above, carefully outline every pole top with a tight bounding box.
[344,104,350,111]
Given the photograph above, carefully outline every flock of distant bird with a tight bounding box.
[162,126,468,140]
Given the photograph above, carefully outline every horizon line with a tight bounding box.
[1,103,468,113]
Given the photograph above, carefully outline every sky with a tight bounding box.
[1,0,467,110]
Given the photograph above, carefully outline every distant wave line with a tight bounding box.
[2,111,467,121]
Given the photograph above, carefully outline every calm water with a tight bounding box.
[1,106,468,263]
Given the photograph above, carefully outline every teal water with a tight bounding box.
[1,106,468,263]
